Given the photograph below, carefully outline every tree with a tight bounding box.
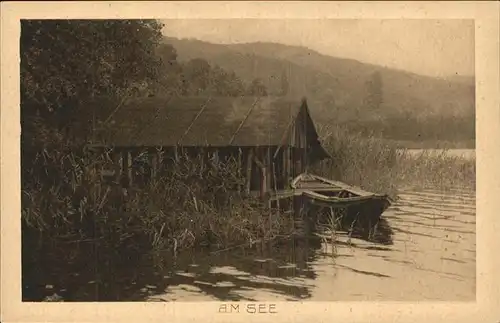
[363,71,383,111]
[20,20,170,247]
[210,67,245,96]
[154,43,183,95]
[280,69,289,96]
[182,58,212,95]
[247,78,268,96]
[224,73,245,97]
[21,20,165,124]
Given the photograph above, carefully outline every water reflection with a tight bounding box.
[24,235,324,301]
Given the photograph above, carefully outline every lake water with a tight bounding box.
[133,186,475,302]
[27,184,474,302]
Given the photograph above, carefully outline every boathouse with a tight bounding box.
[89,96,330,198]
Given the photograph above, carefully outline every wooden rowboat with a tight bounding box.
[266,173,393,242]
[292,173,391,207]
[271,173,392,223]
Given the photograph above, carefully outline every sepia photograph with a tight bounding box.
[19,17,476,302]
[2,1,500,323]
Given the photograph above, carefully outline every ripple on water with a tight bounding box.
[136,186,476,302]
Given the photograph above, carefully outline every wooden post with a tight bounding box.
[174,146,179,162]
[260,166,267,200]
[213,149,219,164]
[284,146,291,186]
[151,148,158,180]
[266,147,272,193]
[127,150,133,187]
[238,148,243,193]
[121,150,126,175]
[272,161,280,214]
[253,151,268,200]
[111,148,121,183]
[120,149,130,193]
[282,147,287,186]
[198,147,204,175]
[245,149,254,194]
[117,149,123,176]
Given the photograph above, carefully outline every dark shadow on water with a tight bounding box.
[440,257,467,264]
[393,218,462,229]
[399,195,476,206]
[362,245,394,252]
[334,264,391,278]
[311,208,395,246]
[23,204,398,302]
[22,233,324,302]
[384,259,414,265]
[364,253,414,266]
[392,227,440,239]
[316,253,355,258]
[395,202,473,215]
[393,209,452,220]
[368,217,394,245]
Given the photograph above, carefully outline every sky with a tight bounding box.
[162,19,474,78]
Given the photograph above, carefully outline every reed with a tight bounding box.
[395,149,475,190]
[314,124,400,199]
[21,125,295,256]
[314,124,476,197]
[22,121,475,263]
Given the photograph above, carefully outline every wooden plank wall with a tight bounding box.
[111,144,311,199]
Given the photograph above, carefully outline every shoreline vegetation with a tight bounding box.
[22,122,476,257]
[315,125,476,201]
[385,139,475,150]
[22,129,296,254]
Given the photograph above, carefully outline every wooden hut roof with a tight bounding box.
[91,96,328,154]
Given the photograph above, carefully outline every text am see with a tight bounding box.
[218,303,277,314]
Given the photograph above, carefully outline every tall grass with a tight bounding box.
[125,150,295,251]
[395,149,475,191]
[314,124,400,198]
[22,123,295,256]
[314,124,476,198]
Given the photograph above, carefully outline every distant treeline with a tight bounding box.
[340,115,475,148]
[165,37,475,127]
[152,44,268,97]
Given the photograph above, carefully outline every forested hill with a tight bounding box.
[163,36,475,148]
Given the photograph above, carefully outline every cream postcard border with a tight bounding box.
[1,1,499,323]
